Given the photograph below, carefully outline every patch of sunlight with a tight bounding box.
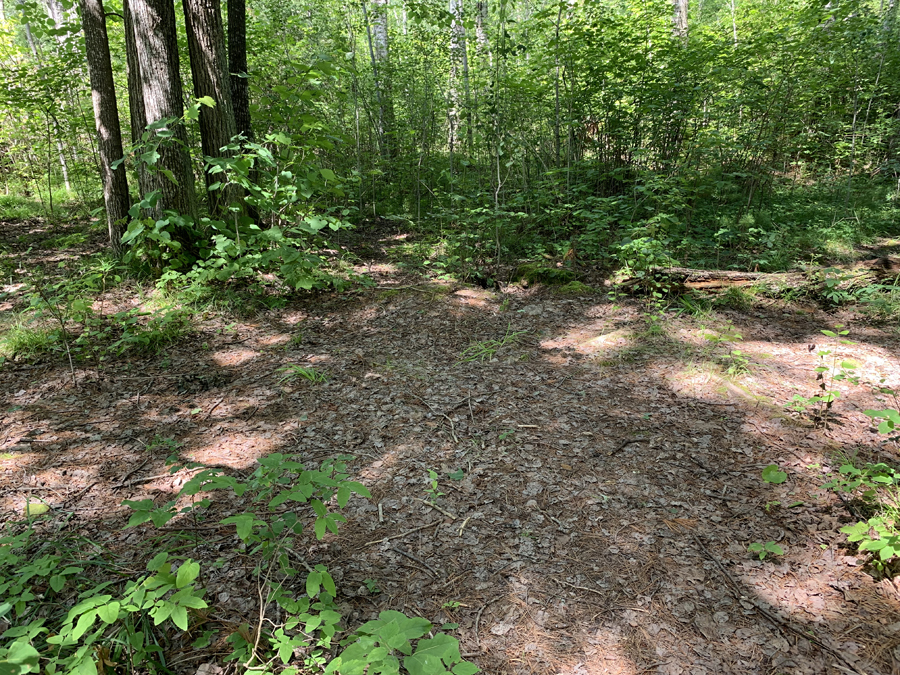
[211,348,260,367]
[351,262,399,275]
[188,433,279,470]
[281,310,307,326]
[453,288,493,308]
[509,625,639,675]
[543,327,634,356]
[358,446,406,483]
[258,334,290,347]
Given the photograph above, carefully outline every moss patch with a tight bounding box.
[554,281,595,295]
[513,264,577,286]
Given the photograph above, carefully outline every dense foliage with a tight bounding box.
[0,0,898,282]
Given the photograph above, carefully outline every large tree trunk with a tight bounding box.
[183,0,238,217]
[79,0,130,255]
[227,0,251,140]
[123,0,153,198]
[129,0,198,222]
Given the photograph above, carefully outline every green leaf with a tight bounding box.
[761,465,787,484]
[404,633,463,675]
[222,513,256,541]
[147,552,169,571]
[448,469,464,481]
[306,571,322,598]
[2,642,40,675]
[170,605,189,631]
[452,663,480,675]
[49,575,65,592]
[97,601,120,624]
[197,96,216,107]
[176,560,200,589]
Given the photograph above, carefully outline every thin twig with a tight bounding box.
[113,473,174,489]
[391,546,439,577]
[115,458,150,486]
[601,438,649,457]
[62,481,97,505]
[473,595,503,647]
[205,395,227,420]
[365,520,440,546]
[550,576,609,599]
[413,497,457,520]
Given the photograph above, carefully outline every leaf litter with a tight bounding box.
[2,254,900,674]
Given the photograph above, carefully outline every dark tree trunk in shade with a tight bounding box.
[79,0,130,255]
[123,0,153,199]
[183,0,239,216]
[227,0,251,140]
[129,0,198,222]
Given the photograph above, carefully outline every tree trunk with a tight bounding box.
[227,0,251,140]
[363,0,395,159]
[673,0,688,42]
[183,0,238,216]
[79,0,131,255]
[123,0,153,198]
[129,0,198,222]
[448,0,472,154]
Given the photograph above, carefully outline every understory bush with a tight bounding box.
[0,452,479,675]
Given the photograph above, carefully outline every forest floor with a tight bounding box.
[3,217,900,675]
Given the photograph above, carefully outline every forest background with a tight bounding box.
[0,0,898,290]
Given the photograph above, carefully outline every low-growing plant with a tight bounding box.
[785,325,858,428]
[721,348,751,377]
[0,449,481,674]
[762,464,787,484]
[425,469,445,503]
[823,441,900,571]
[459,324,526,363]
[748,541,784,560]
[277,364,328,383]
[714,286,756,311]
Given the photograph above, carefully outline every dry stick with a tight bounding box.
[204,395,227,420]
[550,576,609,599]
[473,595,504,647]
[365,520,440,546]
[62,481,97,506]
[686,529,869,675]
[457,516,471,537]
[413,497,457,520]
[116,457,150,486]
[113,473,174,489]
[606,438,649,457]
[391,546,439,577]
[410,393,460,443]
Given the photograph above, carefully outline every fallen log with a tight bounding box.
[617,257,900,293]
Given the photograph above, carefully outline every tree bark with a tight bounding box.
[673,0,688,42]
[363,0,396,159]
[129,0,198,221]
[79,0,130,254]
[448,0,472,154]
[183,0,238,216]
[227,0,251,140]
[122,0,153,198]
